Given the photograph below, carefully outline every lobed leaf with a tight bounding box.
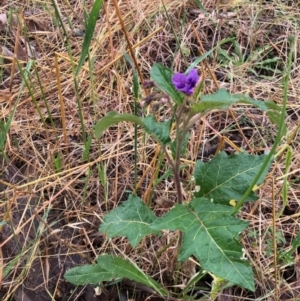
[150,198,254,291]
[194,151,272,205]
[99,195,160,247]
[191,89,237,112]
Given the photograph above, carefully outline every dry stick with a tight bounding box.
[114,131,120,204]
[141,121,177,203]
[111,0,146,92]
[60,0,80,19]
[216,136,242,154]
[191,23,216,90]
[55,54,68,154]
[111,0,164,203]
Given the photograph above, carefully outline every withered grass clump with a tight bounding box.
[0,0,300,300]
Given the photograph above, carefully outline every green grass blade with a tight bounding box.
[194,0,207,14]
[75,0,104,76]
[0,61,33,154]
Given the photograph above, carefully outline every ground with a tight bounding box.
[0,0,300,300]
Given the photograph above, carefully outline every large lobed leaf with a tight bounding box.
[99,195,160,247]
[150,198,254,291]
[194,151,272,205]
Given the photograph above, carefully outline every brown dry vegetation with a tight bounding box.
[0,0,300,300]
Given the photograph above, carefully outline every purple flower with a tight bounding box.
[172,69,199,95]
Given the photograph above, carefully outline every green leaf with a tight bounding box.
[97,255,168,295]
[191,89,283,129]
[150,63,184,104]
[186,49,215,73]
[193,0,207,14]
[64,263,115,285]
[282,229,300,260]
[76,0,104,76]
[150,198,254,291]
[95,113,171,145]
[143,115,171,145]
[64,255,168,295]
[94,112,144,138]
[192,89,237,112]
[194,151,272,205]
[99,195,160,247]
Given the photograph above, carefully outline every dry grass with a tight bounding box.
[0,0,300,300]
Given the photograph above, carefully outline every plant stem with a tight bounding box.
[172,103,192,263]
[174,168,183,205]
[173,108,185,205]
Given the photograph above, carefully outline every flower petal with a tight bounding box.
[172,69,200,95]
[186,69,199,86]
[172,73,187,89]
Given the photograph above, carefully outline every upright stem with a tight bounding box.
[173,105,191,205]
[161,101,193,263]
[174,113,184,205]
[174,168,183,205]
[172,104,191,257]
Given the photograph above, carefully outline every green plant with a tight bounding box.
[64,63,288,297]
[63,2,294,298]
